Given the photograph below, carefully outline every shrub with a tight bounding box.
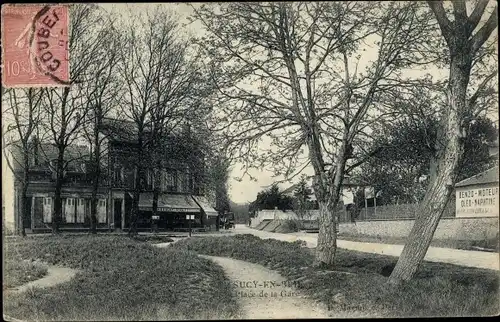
[275,219,300,233]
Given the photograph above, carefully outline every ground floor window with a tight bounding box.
[98,199,107,223]
[43,197,52,223]
[64,198,76,223]
[76,199,85,223]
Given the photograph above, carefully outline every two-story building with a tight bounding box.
[101,118,218,231]
[4,118,219,233]
[4,138,109,233]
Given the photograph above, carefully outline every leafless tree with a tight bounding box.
[40,4,117,233]
[78,13,121,234]
[191,2,437,266]
[388,0,498,284]
[2,88,43,236]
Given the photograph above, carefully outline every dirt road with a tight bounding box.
[230,225,499,271]
[200,255,331,319]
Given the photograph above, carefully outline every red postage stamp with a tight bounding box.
[1,4,70,88]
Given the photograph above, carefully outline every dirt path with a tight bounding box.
[200,255,330,319]
[6,266,78,294]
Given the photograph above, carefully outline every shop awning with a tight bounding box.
[192,195,219,217]
[139,193,200,213]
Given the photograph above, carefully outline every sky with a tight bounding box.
[2,3,498,206]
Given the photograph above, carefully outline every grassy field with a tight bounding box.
[338,233,500,252]
[173,234,499,317]
[131,234,175,244]
[3,235,239,321]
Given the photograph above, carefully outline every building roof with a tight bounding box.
[10,141,89,172]
[100,117,192,145]
[455,166,499,188]
[101,117,139,143]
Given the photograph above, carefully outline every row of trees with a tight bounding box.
[2,4,227,236]
[360,115,498,205]
[247,177,315,221]
[190,0,498,284]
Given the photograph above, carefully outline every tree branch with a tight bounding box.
[471,6,498,53]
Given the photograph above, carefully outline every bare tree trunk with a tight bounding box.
[315,199,338,266]
[19,183,28,237]
[52,153,65,234]
[313,137,349,266]
[129,136,144,236]
[152,166,160,232]
[90,126,100,234]
[388,50,470,284]
[129,168,141,236]
[19,161,30,237]
[90,190,98,234]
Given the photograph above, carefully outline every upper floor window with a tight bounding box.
[166,169,177,192]
[113,164,123,185]
[145,169,154,190]
[123,167,135,188]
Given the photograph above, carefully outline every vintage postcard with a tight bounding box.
[2,2,499,321]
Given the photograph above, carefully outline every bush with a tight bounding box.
[3,235,239,320]
[275,219,300,233]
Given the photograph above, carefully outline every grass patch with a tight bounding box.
[3,259,48,289]
[132,234,175,244]
[3,235,239,321]
[338,233,500,252]
[275,219,300,233]
[173,235,499,317]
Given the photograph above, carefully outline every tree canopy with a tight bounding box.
[249,183,294,214]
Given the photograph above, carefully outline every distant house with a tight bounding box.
[455,166,499,218]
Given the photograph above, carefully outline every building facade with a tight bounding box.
[455,166,499,218]
[104,120,218,231]
[6,119,219,233]
[6,140,109,233]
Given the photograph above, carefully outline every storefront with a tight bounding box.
[192,195,219,230]
[137,193,204,230]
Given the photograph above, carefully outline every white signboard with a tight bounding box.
[456,185,499,217]
[342,188,354,205]
[364,187,374,199]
